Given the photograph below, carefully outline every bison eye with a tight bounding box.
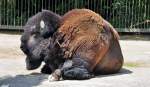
[31,33,41,39]
[21,35,28,43]
[31,31,40,35]
[21,39,27,43]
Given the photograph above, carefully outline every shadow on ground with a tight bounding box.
[0,73,48,87]
[0,68,132,87]
[93,68,132,78]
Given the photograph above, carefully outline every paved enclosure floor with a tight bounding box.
[0,33,150,87]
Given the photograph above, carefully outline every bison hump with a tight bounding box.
[59,9,104,35]
[56,9,108,58]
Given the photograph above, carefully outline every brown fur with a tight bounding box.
[54,9,123,77]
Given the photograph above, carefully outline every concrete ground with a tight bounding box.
[0,33,150,87]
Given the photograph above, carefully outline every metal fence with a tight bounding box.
[0,0,150,32]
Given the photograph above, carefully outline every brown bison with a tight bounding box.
[48,9,124,81]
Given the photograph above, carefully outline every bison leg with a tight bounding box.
[61,58,94,80]
[41,64,52,74]
[48,58,94,81]
[62,66,94,80]
[48,60,72,81]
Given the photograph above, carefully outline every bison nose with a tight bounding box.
[20,43,26,50]
[20,44,24,49]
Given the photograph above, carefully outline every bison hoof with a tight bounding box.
[48,69,62,81]
[48,74,58,81]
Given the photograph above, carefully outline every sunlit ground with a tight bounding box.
[0,33,150,87]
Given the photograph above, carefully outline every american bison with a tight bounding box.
[20,10,62,74]
[48,9,124,81]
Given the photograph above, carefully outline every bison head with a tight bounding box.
[20,10,61,70]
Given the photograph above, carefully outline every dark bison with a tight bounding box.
[20,10,62,74]
[48,9,124,81]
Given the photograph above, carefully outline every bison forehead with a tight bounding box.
[27,34,37,49]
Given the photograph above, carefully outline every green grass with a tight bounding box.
[124,62,143,67]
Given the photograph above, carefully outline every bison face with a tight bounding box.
[20,32,30,55]
[20,10,61,71]
[20,31,44,70]
[20,24,47,70]
[20,10,61,55]
[20,30,43,55]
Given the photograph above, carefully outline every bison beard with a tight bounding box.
[49,9,124,81]
[20,10,62,74]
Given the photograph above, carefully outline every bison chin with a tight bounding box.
[25,56,42,70]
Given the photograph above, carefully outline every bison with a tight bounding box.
[48,9,124,81]
[20,10,62,74]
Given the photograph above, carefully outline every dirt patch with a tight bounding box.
[124,62,150,67]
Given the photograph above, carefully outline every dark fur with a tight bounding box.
[61,58,94,80]
[20,10,61,73]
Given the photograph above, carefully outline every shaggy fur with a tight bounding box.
[20,10,61,73]
[49,9,124,80]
